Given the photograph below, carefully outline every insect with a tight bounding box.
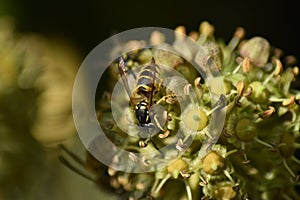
[118,56,166,150]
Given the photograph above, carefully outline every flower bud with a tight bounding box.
[239,36,270,67]
[249,81,270,103]
[235,118,257,142]
[202,151,226,175]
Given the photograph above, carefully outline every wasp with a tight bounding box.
[118,56,168,150]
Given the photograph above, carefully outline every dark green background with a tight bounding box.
[1,0,299,61]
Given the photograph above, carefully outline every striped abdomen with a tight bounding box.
[134,64,161,97]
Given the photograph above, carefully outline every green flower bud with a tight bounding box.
[235,118,257,142]
[279,132,295,158]
[182,105,208,131]
[249,81,270,103]
[202,151,226,175]
[167,158,188,178]
[214,184,237,200]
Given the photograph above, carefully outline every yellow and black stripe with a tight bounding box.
[134,64,161,97]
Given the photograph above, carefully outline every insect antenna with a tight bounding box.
[58,144,97,183]
[58,144,85,165]
[58,156,96,182]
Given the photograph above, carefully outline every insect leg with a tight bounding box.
[150,138,162,155]
[156,94,177,105]
[138,129,163,155]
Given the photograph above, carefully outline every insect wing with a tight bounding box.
[148,57,157,108]
[118,56,134,107]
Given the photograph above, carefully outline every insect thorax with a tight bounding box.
[135,100,150,125]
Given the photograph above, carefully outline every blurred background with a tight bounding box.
[1,0,299,60]
[0,0,299,200]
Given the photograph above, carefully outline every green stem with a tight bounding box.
[225,149,238,158]
[254,137,274,149]
[227,37,239,52]
[283,159,296,177]
[292,156,300,165]
[232,63,242,74]
[263,69,276,85]
[152,174,171,198]
[151,178,160,193]
[206,104,220,116]
[184,179,193,200]
[224,169,234,183]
